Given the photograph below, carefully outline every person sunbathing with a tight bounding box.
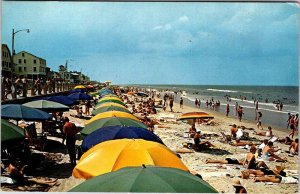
[189,124,197,138]
[229,139,257,147]
[231,124,238,139]
[205,158,244,165]
[289,138,298,155]
[254,175,298,184]
[193,131,215,151]
[278,136,293,145]
[241,165,286,179]
[243,145,268,170]
[262,141,287,162]
[255,126,273,137]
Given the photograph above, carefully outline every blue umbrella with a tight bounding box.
[39,95,77,106]
[1,104,52,121]
[68,92,92,101]
[137,92,149,97]
[82,126,164,151]
[70,88,87,93]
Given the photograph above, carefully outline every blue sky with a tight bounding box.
[2,2,299,85]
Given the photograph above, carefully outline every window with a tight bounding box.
[33,59,36,64]
[24,67,26,71]
[22,53,25,57]
[18,59,22,64]
[33,67,37,72]
[24,59,26,63]
[19,67,22,72]
[8,63,11,68]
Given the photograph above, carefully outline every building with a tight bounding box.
[1,44,14,78]
[13,51,47,79]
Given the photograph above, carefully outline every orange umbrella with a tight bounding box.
[73,139,189,179]
[177,112,214,120]
[127,91,135,95]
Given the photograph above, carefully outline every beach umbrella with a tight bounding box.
[81,126,164,151]
[1,119,25,146]
[81,117,148,135]
[96,99,125,106]
[1,104,52,121]
[95,102,127,109]
[91,106,131,116]
[70,166,218,193]
[68,92,92,101]
[72,139,189,179]
[137,92,149,97]
[23,100,69,112]
[127,91,135,95]
[177,112,214,121]
[39,95,77,106]
[70,88,87,93]
[99,96,123,103]
[74,85,86,89]
[85,111,140,125]
[100,94,118,98]
[86,85,94,89]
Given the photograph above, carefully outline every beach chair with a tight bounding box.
[24,123,47,150]
[220,132,231,143]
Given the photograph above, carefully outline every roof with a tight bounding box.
[15,50,46,61]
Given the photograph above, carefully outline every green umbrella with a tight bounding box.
[23,100,69,112]
[1,119,25,145]
[91,106,131,116]
[69,166,218,193]
[95,99,125,107]
[81,117,147,136]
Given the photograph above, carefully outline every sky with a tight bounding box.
[2,2,299,85]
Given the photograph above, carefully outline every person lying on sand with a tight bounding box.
[229,139,258,147]
[253,175,298,184]
[278,136,293,145]
[289,138,298,155]
[205,158,244,165]
[193,131,215,151]
[255,126,273,137]
[262,141,287,162]
[241,165,286,179]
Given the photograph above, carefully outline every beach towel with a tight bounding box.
[280,176,298,184]
[0,177,15,184]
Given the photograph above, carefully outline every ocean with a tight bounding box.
[131,85,299,130]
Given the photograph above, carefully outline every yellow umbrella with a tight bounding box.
[95,102,127,109]
[99,96,123,103]
[74,85,86,89]
[72,139,189,179]
[85,111,140,125]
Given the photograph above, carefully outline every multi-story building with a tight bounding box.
[1,44,14,78]
[13,51,46,80]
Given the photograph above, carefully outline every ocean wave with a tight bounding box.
[207,88,238,93]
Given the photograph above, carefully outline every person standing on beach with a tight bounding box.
[198,99,201,108]
[169,98,174,112]
[195,98,198,108]
[287,113,292,129]
[279,102,283,111]
[238,106,244,122]
[226,103,230,117]
[179,97,183,109]
[288,115,295,139]
[63,117,80,166]
[256,112,263,130]
[235,102,238,116]
[206,100,208,108]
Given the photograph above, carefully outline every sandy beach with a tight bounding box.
[1,93,298,193]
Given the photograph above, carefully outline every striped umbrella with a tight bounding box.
[177,112,214,120]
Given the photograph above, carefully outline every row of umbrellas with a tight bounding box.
[1,89,95,147]
[69,90,217,192]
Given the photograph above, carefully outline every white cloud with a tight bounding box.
[179,15,189,23]
[153,23,172,30]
